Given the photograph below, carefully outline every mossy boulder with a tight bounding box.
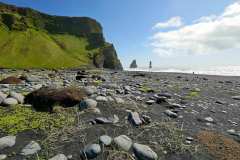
[25,87,86,112]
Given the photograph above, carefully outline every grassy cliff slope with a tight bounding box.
[0,2,122,69]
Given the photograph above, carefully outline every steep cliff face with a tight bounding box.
[0,2,122,70]
[94,44,123,70]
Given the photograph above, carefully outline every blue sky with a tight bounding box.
[1,0,239,68]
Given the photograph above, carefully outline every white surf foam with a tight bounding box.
[125,66,240,76]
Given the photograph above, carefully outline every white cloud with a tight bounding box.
[151,2,240,57]
[153,16,183,29]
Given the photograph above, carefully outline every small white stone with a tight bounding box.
[49,154,67,160]
[114,135,132,151]
[21,141,41,156]
[0,154,7,160]
[0,136,16,150]
[2,98,18,106]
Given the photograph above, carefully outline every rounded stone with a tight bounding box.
[2,98,18,106]
[9,91,24,104]
[99,135,112,146]
[21,141,41,156]
[0,154,7,160]
[96,96,108,102]
[114,135,132,151]
[83,144,101,159]
[0,92,7,100]
[0,136,16,150]
[84,86,97,95]
[133,143,158,160]
[79,99,97,110]
[115,97,125,104]
[49,154,67,160]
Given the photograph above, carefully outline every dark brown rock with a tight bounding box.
[0,76,23,84]
[25,87,86,112]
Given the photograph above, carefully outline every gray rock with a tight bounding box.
[115,97,125,104]
[95,117,113,124]
[32,84,43,90]
[215,100,226,105]
[128,112,142,126]
[82,144,101,159]
[9,91,24,104]
[111,114,120,123]
[88,107,101,114]
[49,154,67,160]
[164,110,178,118]
[79,99,97,110]
[0,154,7,160]
[114,135,132,151]
[124,86,131,92]
[84,86,97,95]
[99,135,112,146]
[204,117,214,123]
[157,93,172,99]
[116,89,124,94]
[168,103,182,109]
[102,83,118,89]
[94,114,119,124]
[21,141,41,156]
[0,92,7,100]
[232,96,240,100]
[107,96,115,102]
[133,143,158,160]
[0,136,16,150]
[155,96,167,104]
[146,100,155,105]
[227,129,236,135]
[0,84,9,88]
[2,98,18,106]
[186,137,194,141]
[67,155,73,159]
[96,96,108,102]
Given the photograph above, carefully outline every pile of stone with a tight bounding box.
[80,134,158,160]
[0,91,24,106]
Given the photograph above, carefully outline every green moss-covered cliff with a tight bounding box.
[0,2,123,70]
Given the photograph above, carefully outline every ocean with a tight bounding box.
[125,66,240,76]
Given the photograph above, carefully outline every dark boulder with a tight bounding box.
[25,87,86,112]
[76,70,89,80]
[0,76,23,84]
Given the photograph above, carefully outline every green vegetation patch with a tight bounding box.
[0,105,75,135]
[139,85,154,93]
[185,90,200,100]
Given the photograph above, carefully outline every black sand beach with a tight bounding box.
[0,69,240,160]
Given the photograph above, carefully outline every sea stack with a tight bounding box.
[130,60,138,68]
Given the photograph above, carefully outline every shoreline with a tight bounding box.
[124,65,240,77]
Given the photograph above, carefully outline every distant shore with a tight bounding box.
[125,65,240,76]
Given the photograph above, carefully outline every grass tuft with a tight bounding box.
[0,105,75,135]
